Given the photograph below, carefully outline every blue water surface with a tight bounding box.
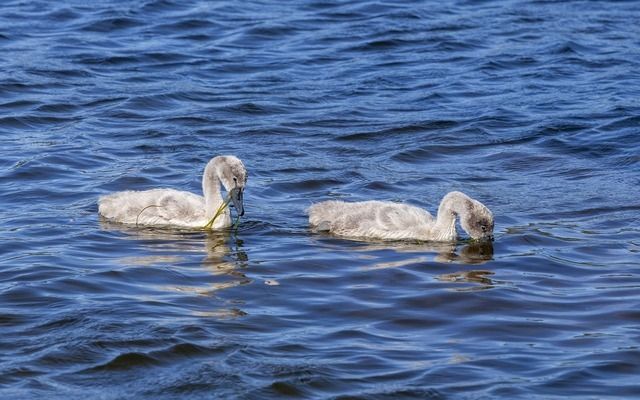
[1,1,639,399]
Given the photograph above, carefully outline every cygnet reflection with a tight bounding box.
[99,220,250,316]
[352,240,494,270]
[436,269,495,292]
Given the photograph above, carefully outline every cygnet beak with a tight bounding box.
[229,187,244,217]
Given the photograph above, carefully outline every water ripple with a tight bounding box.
[0,0,639,399]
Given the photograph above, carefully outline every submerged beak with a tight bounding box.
[229,187,244,217]
[470,233,494,243]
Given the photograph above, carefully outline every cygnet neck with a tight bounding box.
[202,160,225,220]
[432,191,473,241]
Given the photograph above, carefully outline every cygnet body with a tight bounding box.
[98,155,247,229]
[308,191,493,242]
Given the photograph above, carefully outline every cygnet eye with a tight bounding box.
[233,177,238,183]
[481,225,487,232]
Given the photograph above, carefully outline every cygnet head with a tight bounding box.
[458,197,494,241]
[208,155,248,216]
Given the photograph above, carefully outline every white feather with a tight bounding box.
[308,191,494,242]
[98,155,247,230]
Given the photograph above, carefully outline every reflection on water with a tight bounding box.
[436,270,495,291]
[437,241,494,265]
[118,254,184,267]
[99,220,250,315]
[199,234,251,296]
[357,240,494,270]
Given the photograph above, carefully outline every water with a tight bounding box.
[1,0,639,398]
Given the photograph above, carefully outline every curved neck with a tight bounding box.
[432,191,472,241]
[202,163,224,219]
